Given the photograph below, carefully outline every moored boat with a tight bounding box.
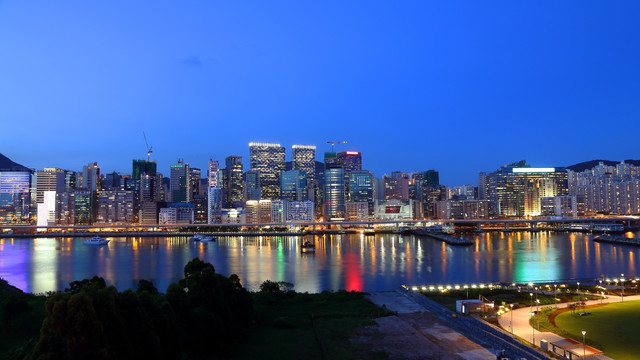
[84,236,109,245]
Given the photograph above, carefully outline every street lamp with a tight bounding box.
[601,291,605,304]
[577,281,580,294]
[531,312,536,346]
[510,303,514,333]
[536,299,540,329]
[530,292,533,312]
[621,273,625,302]
[554,284,558,308]
[582,330,586,358]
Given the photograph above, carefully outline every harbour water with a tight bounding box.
[0,231,638,294]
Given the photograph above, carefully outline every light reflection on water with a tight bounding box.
[0,231,638,294]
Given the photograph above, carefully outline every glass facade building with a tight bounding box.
[280,170,307,201]
[225,156,244,207]
[324,167,345,220]
[292,145,316,185]
[249,142,285,200]
[349,171,374,214]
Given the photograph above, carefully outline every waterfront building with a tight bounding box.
[95,190,134,224]
[221,208,246,224]
[374,199,413,220]
[249,142,285,200]
[568,161,640,215]
[225,156,244,207]
[36,191,56,228]
[73,190,93,225]
[324,153,345,221]
[82,162,101,191]
[280,170,307,201]
[337,151,362,198]
[346,201,369,221]
[208,187,224,224]
[208,159,221,188]
[35,168,65,203]
[483,161,569,217]
[349,171,374,214]
[271,200,285,223]
[170,159,190,203]
[286,201,314,222]
[140,201,158,225]
[245,199,272,224]
[292,145,316,186]
[159,204,194,225]
[541,196,578,218]
[244,170,261,201]
[435,199,489,219]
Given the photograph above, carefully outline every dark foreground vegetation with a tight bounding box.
[0,259,390,360]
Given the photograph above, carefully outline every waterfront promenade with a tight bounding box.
[498,293,640,360]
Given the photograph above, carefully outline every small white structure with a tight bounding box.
[456,299,494,314]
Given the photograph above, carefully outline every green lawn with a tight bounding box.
[554,300,640,360]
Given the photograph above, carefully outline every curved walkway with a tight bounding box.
[497,293,640,359]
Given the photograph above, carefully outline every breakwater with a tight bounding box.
[593,235,640,246]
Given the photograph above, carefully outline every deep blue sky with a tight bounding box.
[1,2,639,185]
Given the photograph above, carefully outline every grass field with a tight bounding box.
[554,300,640,360]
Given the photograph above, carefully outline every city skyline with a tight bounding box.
[2,2,640,185]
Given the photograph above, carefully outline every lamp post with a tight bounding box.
[536,299,540,329]
[530,293,533,312]
[582,330,586,358]
[577,281,580,295]
[621,274,624,302]
[510,303,514,333]
[554,284,558,308]
[531,312,536,346]
[601,291,604,304]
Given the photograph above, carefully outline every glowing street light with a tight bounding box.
[554,284,558,308]
[536,299,540,329]
[582,330,586,358]
[530,293,533,312]
[510,303,514,333]
[531,312,536,346]
[621,273,625,302]
[577,281,580,294]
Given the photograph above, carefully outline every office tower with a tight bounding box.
[36,191,56,227]
[63,170,77,192]
[384,172,410,201]
[244,170,261,201]
[478,172,488,200]
[0,153,33,224]
[132,159,157,180]
[349,171,374,214]
[271,200,285,223]
[345,202,369,221]
[73,190,93,225]
[96,190,134,224]
[208,159,220,188]
[337,151,362,200]
[189,167,201,200]
[292,145,316,185]
[192,194,208,223]
[286,201,314,221]
[485,161,568,217]
[104,172,122,189]
[324,151,345,220]
[36,168,65,203]
[225,156,244,207]
[249,142,285,200]
[280,170,307,201]
[170,159,190,203]
[82,162,101,191]
[425,170,439,186]
[208,187,224,224]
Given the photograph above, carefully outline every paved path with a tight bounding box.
[498,293,640,359]
[366,292,497,360]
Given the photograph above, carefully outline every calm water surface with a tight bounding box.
[0,231,638,294]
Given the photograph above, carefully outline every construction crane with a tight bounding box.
[143,132,153,161]
[327,140,348,152]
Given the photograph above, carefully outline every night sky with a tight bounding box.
[1,2,639,185]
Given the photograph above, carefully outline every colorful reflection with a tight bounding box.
[0,231,638,294]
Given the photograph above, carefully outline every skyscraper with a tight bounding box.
[244,170,261,201]
[225,156,244,207]
[82,162,100,191]
[170,159,190,203]
[292,145,316,185]
[324,152,345,220]
[280,170,308,201]
[132,159,157,180]
[349,170,374,214]
[208,159,220,188]
[249,142,285,200]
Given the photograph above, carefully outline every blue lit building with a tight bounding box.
[0,153,32,224]
[280,170,307,201]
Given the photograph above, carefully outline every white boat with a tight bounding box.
[84,236,109,245]
[190,234,216,242]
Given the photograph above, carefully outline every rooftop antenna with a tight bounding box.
[143,132,153,161]
[327,140,348,152]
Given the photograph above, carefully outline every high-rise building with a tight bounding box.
[82,162,100,191]
[208,187,224,224]
[249,142,285,200]
[208,159,220,188]
[384,172,410,201]
[132,160,157,180]
[170,159,190,203]
[225,156,244,207]
[286,201,314,222]
[349,171,374,214]
[0,153,33,224]
[36,168,65,203]
[96,190,134,224]
[189,167,201,200]
[292,145,316,185]
[244,170,261,201]
[484,161,568,217]
[324,155,345,221]
[280,170,308,201]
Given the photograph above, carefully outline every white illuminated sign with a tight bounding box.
[512,167,555,173]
